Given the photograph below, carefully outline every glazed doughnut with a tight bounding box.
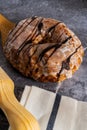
[3,16,84,82]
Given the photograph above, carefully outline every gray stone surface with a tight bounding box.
[0,0,87,129]
[0,0,87,102]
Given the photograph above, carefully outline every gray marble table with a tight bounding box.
[0,0,87,129]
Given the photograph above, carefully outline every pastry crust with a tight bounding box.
[3,16,84,82]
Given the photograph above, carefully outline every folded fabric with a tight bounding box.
[9,86,87,130]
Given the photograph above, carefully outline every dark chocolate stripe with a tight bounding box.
[36,22,61,41]
[57,45,81,80]
[38,36,72,62]
[46,94,61,130]
[7,18,29,43]
[35,22,61,45]
[32,18,44,41]
[57,31,64,43]
[8,22,18,36]
[9,16,37,43]
[17,18,43,55]
[5,22,20,46]
[66,45,81,64]
[22,44,32,59]
[38,21,43,32]
[47,22,61,33]
[17,39,32,55]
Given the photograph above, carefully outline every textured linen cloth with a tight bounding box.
[9,85,87,130]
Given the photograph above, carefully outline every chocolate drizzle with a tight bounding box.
[16,18,43,55]
[4,16,83,82]
[47,22,61,33]
[17,19,61,57]
[37,22,61,45]
[32,19,44,41]
[38,22,43,32]
[57,45,81,80]
[38,36,72,62]
[35,21,43,36]
[9,16,37,44]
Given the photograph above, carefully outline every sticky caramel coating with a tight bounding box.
[4,16,84,82]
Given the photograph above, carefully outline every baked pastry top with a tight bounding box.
[3,16,84,82]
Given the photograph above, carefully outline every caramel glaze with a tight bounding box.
[16,18,61,72]
[17,17,43,55]
[4,16,84,82]
[57,45,81,80]
[38,36,72,62]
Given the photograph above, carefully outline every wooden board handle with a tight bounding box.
[0,67,40,130]
[0,14,15,46]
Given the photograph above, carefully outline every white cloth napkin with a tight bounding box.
[9,85,87,130]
